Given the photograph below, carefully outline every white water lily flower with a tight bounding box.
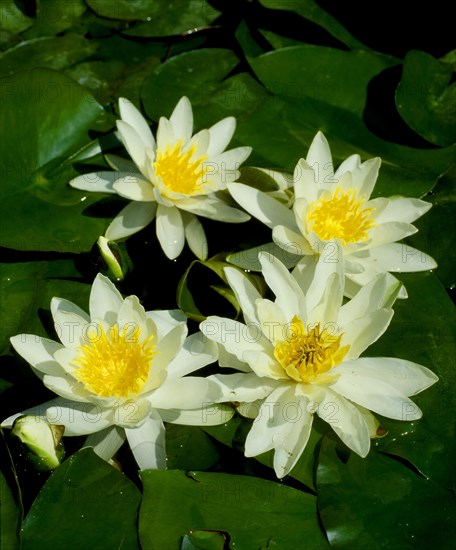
[200,247,438,478]
[3,274,230,470]
[70,97,251,260]
[229,131,436,298]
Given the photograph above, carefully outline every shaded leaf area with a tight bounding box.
[166,425,220,471]
[250,45,398,116]
[396,50,456,146]
[0,260,90,353]
[256,0,365,49]
[140,470,329,549]
[406,164,456,289]
[0,430,22,550]
[317,437,456,549]
[0,68,114,253]
[176,256,243,322]
[21,448,141,550]
[367,272,456,491]
[203,415,324,492]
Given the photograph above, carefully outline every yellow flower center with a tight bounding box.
[274,316,349,383]
[73,324,155,398]
[307,187,376,244]
[153,140,208,195]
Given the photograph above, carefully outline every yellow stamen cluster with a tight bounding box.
[274,316,348,383]
[307,187,376,244]
[154,140,208,195]
[73,324,155,398]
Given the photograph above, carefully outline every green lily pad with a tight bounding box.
[0,34,97,78]
[166,425,220,471]
[122,0,220,37]
[368,272,456,491]
[141,48,240,126]
[317,436,456,549]
[25,0,87,37]
[0,0,33,34]
[0,68,112,252]
[0,430,22,550]
[257,0,364,49]
[22,448,141,550]
[0,260,90,353]
[396,50,456,146]
[140,470,328,549]
[250,45,397,116]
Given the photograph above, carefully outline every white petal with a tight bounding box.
[243,350,288,380]
[272,225,313,256]
[84,425,126,462]
[145,309,186,340]
[46,402,113,436]
[334,357,438,397]
[244,384,301,458]
[353,157,381,199]
[156,204,185,259]
[217,345,252,372]
[116,295,147,329]
[105,201,156,240]
[306,386,371,457]
[273,396,313,478]
[116,120,149,178]
[181,211,208,260]
[143,323,188,391]
[207,117,236,157]
[51,297,90,323]
[148,377,218,409]
[1,398,61,429]
[112,175,155,202]
[166,332,217,379]
[256,298,288,343]
[176,195,250,222]
[258,252,306,321]
[330,365,424,421]
[42,374,92,402]
[291,256,318,296]
[169,96,193,143]
[305,240,343,315]
[125,409,166,469]
[10,335,63,375]
[224,266,262,326]
[306,131,334,187]
[365,243,437,273]
[210,147,252,178]
[374,197,432,224]
[69,171,121,194]
[118,97,155,150]
[342,309,394,360]
[51,310,88,348]
[293,159,319,203]
[338,273,393,327]
[200,316,272,363]
[156,117,174,151]
[208,372,278,403]
[115,399,152,428]
[334,154,361,177]
[228,183,296,230]
[89,273,123,325]
[363,221,417,249]
[158,404,234,426]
